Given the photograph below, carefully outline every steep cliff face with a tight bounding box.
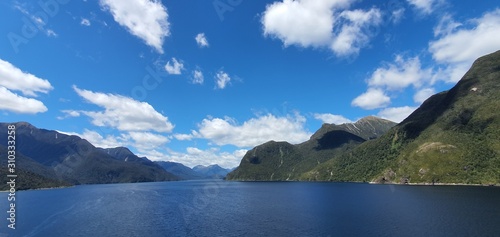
[304,50,500,184]
[227,117,396,181]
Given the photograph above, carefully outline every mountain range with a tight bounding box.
[155,162,233,180]
[0,122,178,190]
[226,116,396,181]
[228,50,500,185]
[0,121,236,190]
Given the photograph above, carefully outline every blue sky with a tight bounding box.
[1,0,499,168]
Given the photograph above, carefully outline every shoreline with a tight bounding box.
[228,179,499,187]
[0,185,73,192]
[370,181,499,187]
[1,180,498,192]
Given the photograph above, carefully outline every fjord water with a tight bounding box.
[2,181,500,237]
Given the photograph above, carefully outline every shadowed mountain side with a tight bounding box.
[0,122,178,190]
[0,145,71,190]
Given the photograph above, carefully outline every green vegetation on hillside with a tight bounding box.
[229,51,500,185]
[303,50,500,185]
[227,117,396,181]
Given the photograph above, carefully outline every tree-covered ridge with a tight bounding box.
[227,117,396,181]
[303,50,500,185]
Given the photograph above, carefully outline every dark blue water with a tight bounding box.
[1,181,500,237]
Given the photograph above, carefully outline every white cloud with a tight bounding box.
[367,55,432,91]
[81,18,91,26]
[351,88,391,110]
[57,110,81,120]
[407,0,442,15]
[63,110,81,117]
[413,87,436,103]
[378,106,417,123]
[313,113,353,124]
[433,14,461,37]
[72,86,174,133]
[429,9,500,82]
[195,33,209,48]
[164,58,184,75]
[148,147,247,169]
[215,71,231,89]
[173,133,195,141]
[192,70,204,84]
[65,129,128,148]
[191,113,311,148]
[46,29,58,37]
[261,0,381,57]
[128,131,169,151]
[330,8,382,56]
[0,59,53,97]
[0,87,48,114]
[99,0,170,53]
[391,8,405,24]
[0,59,52,114]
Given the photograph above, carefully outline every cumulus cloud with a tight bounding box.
[192,70,204,84]
[261,0,382,57]
[330,8,382,56]
[140,147,246,169]
[0,59,53,97]
[0,59,53,114]
[99,0,170,53]
[0,87,48,114]
[433,14,461,37]
[353,54,437,114]
[128,131,170,150]
[71,86,174,133]
[57,110,81,120]
[413,87,436,104]
[64,129,128,148]
[185,113,311,148]
[367,55,432,90]
[351,88,391,110]
[313,113,353,124]
[173,133,195,141]
[195,33,209,48]
[164,58,184,75]
[215,71,231,89]
[429,9,500,82]
[378,106,417,123]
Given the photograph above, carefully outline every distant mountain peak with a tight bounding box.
[13,121,36,129]
[356,116,394,124]
[311,116,396,141]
